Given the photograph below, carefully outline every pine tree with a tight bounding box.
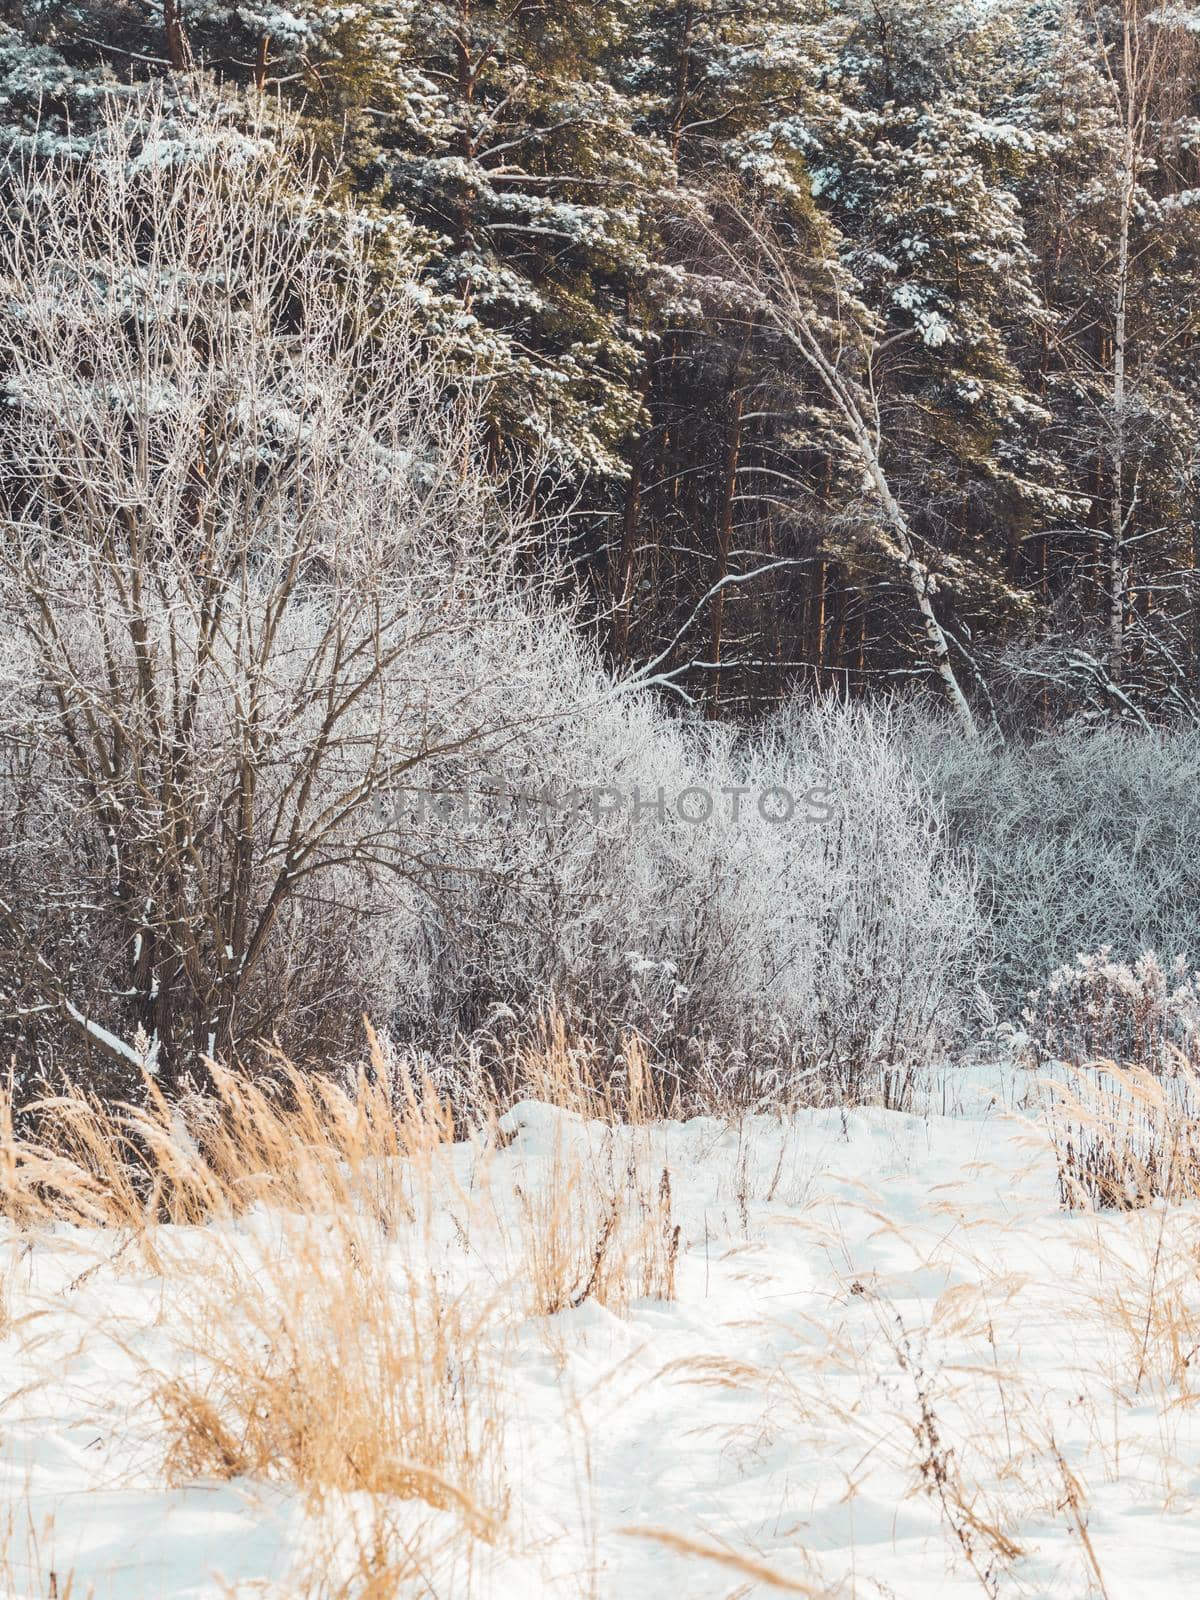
[610,1,862,710]
[1,0,1198,720]
[788,1,1055,693]
[368,1,674,476]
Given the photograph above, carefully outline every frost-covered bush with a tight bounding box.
[1034,950,1200,1074]
[386,693,981,1102]
[909,717,1200,1013]
[19,82,1194,1108]
[0,91,985,1106]
[0,92,576,1093]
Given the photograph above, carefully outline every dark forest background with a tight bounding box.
[4,0,1197,731]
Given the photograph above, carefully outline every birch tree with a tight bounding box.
[688,192,982,735]
[1091,0,1166,679]
[1006,0,1200,720]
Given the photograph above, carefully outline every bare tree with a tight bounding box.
[0,93,549,1091]
[1088,0,1172,682]
[686,189,980,736]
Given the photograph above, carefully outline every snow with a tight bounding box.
[3,1064,1200,1597]
[57,1001,144,1070]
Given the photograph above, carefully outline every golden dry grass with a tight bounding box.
[0,1010,689,1597]
[0,1026,458,1236]
[0,1236,9,1343]
[511,1120,680,1317]
[0,1503,82,1600]
[1047,1056,1200,1211]
[1041,1054,1200,1399]
[1,1044,509,1574]
[150,1218,506,1529]
[618,1526,831,1594]
[9,1016,1193,1598]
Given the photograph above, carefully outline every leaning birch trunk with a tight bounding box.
[691,191,980,737]
[768,306,979,737]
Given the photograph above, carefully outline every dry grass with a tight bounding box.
[151,1218,505,1529]
[403,1011,685,1319]
[733,1286,1126,1600]
[618,1526,830,1594]
[0,1026,511,1584]
[891,1316,1025,1598]
[511,1119,680,1317]
[0,1234,10,1342]
[10,1011,1184,1598]
[490,1011,679,1125]
[0,1024,459,1236]
[1046,1057,1200,1210]
[263,1498,488,1600]
[1038,1054,1200,1399]
[1068,1193,1200,1400]
[0,1504,84,1600]
[0,1010,690,1596]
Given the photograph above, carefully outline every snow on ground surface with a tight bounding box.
[3,1063,1199,1598]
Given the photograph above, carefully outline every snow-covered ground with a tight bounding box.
[3,1065,1199,1598]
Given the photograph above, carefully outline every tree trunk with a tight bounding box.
[163,0,189,70]
[670,5,696,160]
[611,366,652,667]
[773,315,978,734]
[1107,75,1136,683]
[707,389,745,717]
[254,33,271,89]
[812,556,828,690]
